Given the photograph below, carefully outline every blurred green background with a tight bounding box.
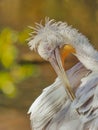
[0,0,98,130]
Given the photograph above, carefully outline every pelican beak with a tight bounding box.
[49,46,76,101]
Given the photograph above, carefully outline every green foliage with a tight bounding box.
[0,28,36,98]
[18,28,31,44]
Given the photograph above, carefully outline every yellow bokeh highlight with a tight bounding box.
[0,28,38,97]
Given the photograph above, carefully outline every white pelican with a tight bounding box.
[28,18,98,130]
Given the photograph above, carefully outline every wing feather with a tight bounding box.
[28,62,90,130]
[72,72,98,129]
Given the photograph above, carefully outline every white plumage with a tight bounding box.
[28,18,98,130]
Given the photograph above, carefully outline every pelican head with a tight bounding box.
[28,18,64,60]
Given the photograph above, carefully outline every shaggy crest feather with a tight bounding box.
[28,18,65,60]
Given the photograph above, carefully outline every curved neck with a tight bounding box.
[60,26,98,71]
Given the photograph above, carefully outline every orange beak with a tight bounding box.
[60,44,76,67]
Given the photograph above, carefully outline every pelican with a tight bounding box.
[28,18,98,130]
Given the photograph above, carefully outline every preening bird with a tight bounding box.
[28,18,98,130]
